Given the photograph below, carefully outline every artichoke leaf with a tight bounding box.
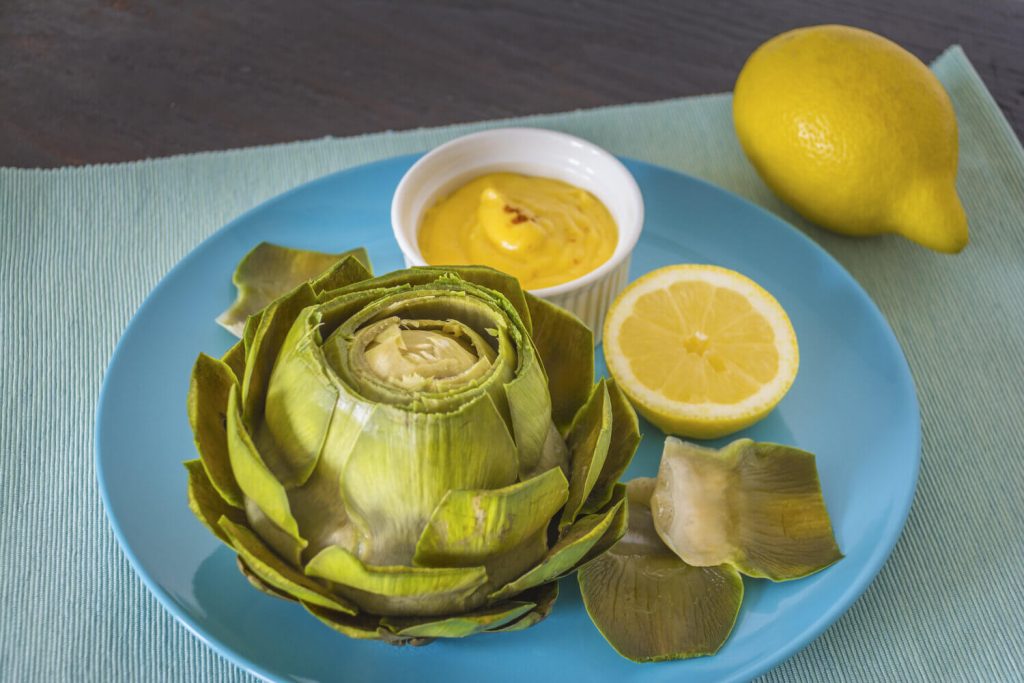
[573,483,629,570]
[486,581,558,633]
[504,346,562,479]
[218,517,356,614]
[559,380,613,529]
[187,354,243,508]
[580,379,641,515]
[414,466,569,567]
[216,242,369,337]
[236,556,296,602]
[225,385,306,564]
[651,438,842,581]
[525,293,593,430]
[381,599,536,639]
[184,459,246,544]
[260,308,339,487]
[221,341,247,385]
[310,252,373,294]
[578,478,744,662]
[305,545,489,617]
[241,283,318,428]
[340,393,518,567]
[490,487,625,601]
[302,602,389,641]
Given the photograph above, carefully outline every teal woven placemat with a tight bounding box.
[2,46,1022,682]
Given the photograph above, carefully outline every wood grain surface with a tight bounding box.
[1,1,1022,168]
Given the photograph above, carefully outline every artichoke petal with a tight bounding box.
[525,293,593,430]
[490,486,625,601]
[486,581,559,632]
[218,517,356,614]
[310,252,373,294]
[341,393,518,566]
[381,600,536,639]
[217,242,370,337]
[574,483,629,569]
[241,283,317,428]
[560,381,613,528]
[260,308,339,487]
[580,380,641,515]
[305,545,489,617]
[225,385,306,563]
[187,354,244,508]
[302,602,389,641]
[184,459,246,544]
[414,467,569,566]
[578,479,744,662]
[651,438,843,581]
[236,556,296,601]
[221,341,247,385]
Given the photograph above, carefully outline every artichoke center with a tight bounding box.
[364,319,487,390]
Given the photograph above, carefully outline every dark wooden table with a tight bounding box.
[2,1,1022,168]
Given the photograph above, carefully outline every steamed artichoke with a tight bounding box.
[185,243,640,642]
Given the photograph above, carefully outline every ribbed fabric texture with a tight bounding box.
[1,46,1022,682]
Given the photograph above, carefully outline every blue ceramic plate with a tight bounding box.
[96,155,920,682]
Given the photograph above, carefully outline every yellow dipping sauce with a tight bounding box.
[417,172,618,290]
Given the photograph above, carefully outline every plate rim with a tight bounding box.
[95,152,921,683]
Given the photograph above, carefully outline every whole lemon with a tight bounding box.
[733,25,968,253]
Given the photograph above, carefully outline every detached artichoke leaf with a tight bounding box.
[218,517,356,614]
[486,581,559,633]
[225,385,306,565]
[578,479,744,662]
[652,438,842,581]
[525,293,594,430]
[381,599,536,639]
[413,467,569,567]
[560,381,613,529]
[236,556,296,602]
[305,545,489,617]
[580,380,641,515]
[184,459,246,544]
[187,354,244,508]
[216,242,370,337]
[490,487,625,601]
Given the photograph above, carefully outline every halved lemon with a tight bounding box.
[603,265,798,439]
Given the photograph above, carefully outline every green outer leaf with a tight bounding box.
[575,483,629,569]
[260,308,338,487]
[503,352,560,480]
[578,478,744,662]
[381,600,536,639]
[490,487,625,601]
[241,283,317,429]
[311,253,373,294]
[560,381,612,528]
[340,392,519,566]
[305,545,489,617]
[303,602,388,641]
[184,459,246,545]
[218,517,356,614]
[221,341,247,385]
[525,293,593,430]
[216,243,369,337]
[652,438,843,581]
[225,385,304,546]
[413,467,569,567]
[187,354,243,508]
[236,556,296,602]
[580,380,640,514]
[486,582,559,633]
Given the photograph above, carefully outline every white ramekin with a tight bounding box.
[391,127,644,345]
